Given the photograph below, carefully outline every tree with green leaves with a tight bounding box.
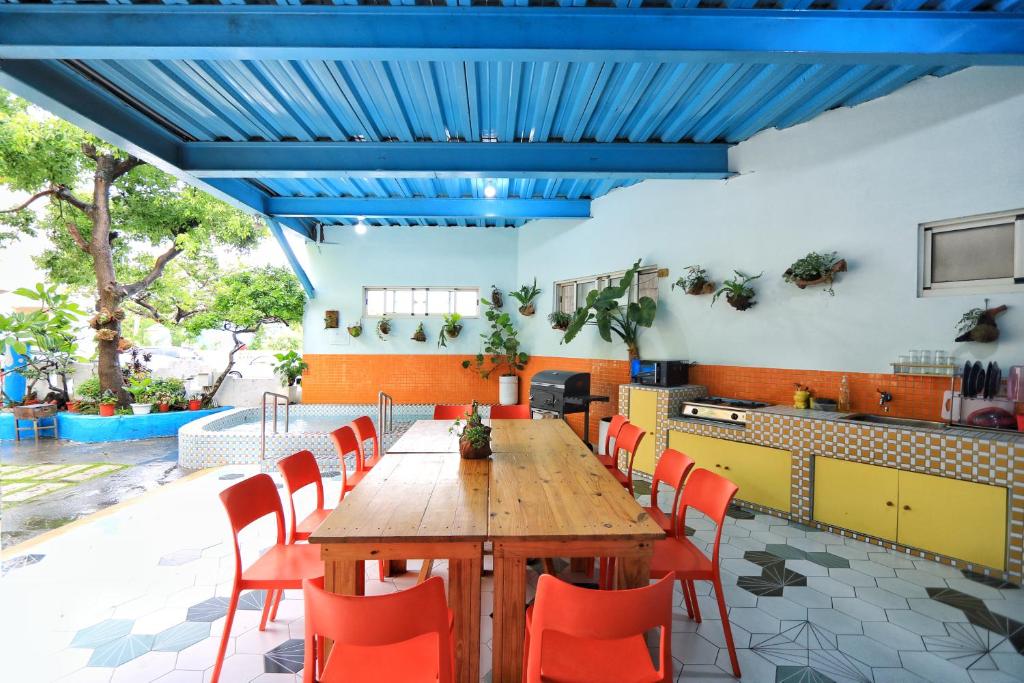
[562,259,657,360]
[183,266,306,402]
[462,298,529,379]
[0,92,264,402]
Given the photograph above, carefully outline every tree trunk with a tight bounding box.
[627,342,640,362]
[205,328,251,404]
[90,157,128,403]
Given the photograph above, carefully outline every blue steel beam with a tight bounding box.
[265,196,592,220]
[181,142,732,179]
[1,6,1023,65]
[264,218,316,300]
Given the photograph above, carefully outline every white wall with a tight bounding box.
[516,67,1024,372]
[302,226,518,355]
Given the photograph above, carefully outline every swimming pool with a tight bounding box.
[178,403,441,470]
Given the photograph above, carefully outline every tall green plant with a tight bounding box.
[561,259,657,360]
[462,299,529,378]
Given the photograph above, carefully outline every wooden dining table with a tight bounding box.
[310,418,664,683]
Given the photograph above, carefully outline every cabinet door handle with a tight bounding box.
[886,501,894,507]
[714,463,722,468]
[723,465,731,471]
[903,505,911,511]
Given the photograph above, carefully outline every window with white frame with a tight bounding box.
[919,210,1024,296]
[554,265,660,314]
[364,287,480,317]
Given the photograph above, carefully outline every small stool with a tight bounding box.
[12,405,59,442]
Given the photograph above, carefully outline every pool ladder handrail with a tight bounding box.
[260,391,290,461]
[378,391,394,435]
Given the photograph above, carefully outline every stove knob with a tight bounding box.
[731,412,739,421]
[690,408,698,415]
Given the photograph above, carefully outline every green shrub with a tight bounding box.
[76,377,102,400]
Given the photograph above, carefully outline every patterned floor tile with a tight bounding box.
[775,665,835,682]
[152,622,210,652]
[72,619,135,648]
[1,553,45,574]
[157,549,203,567]
[863,621,925,651]
[263,639,304,674]
[962,571,1019,591]
[88,634,155,667]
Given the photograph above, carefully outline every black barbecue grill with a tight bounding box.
[529,370,609,448]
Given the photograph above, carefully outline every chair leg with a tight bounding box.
[542,558,557,576]
[210,587,240,683]
[259,589,277,631]
[688,581,702,623]
[378,559,387,582]
[712,576,741,678]
[680,578,695,619]
[269,589,283,622]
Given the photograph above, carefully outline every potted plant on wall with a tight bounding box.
[376,315,393,341]
[462,298,529,405]
[548,311,572,332]
[347,322,363,337]
[562,259,657,361]
[510,278,541,316]
[437,313,463,348]
[451,401,492,460]
[274,351,308,403]
[672,265,715,295]
[412,322,427,342]
[783,251,847,295]
[126,376,154,415]
[490,285,504,309]
[712,271,763,311]
[98,390,118,417]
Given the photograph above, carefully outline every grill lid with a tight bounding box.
[531,370,588,388]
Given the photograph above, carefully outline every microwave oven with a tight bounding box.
[630,360,691,387]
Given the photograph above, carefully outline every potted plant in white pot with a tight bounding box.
[462,297,529,405]
[126,376,154,415]
[274,350,308,403]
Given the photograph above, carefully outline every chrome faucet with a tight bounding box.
[877,389,893,412]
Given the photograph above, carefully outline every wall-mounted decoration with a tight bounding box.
[510,278,541,316]
[324,310,339,329]
[347,322,362,337]
[490,285,504,309]
[437,313,463,348]
[783,251,847,295]
[672,265,715,295]
[956,303,1007,343]
[376,316,392,341]
[548,311,571,332]
[712,271,763,311]
[412,322,427,342]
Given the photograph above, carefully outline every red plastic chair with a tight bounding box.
[596,414,628,469]
[608,423,646,496]
[646,448,696,536]
[650,468,742,678]
[432,404,472,420]
[524,574,674,683]
[278,450,335,544]
[329,425,364,494]
[212,474,324,683]
[489,404,532,419]
[351,415,381,472]
[303,576,454,683]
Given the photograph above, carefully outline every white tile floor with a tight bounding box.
[2,465,1023,683]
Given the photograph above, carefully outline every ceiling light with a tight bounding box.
[354,220,367,235]
[483,185,497,198]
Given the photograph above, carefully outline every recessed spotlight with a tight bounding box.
[354,221,367,235]
[483,185,497,198]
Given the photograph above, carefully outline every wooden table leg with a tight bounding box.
[491,552,527,683]
[615,552,652,589]
[448,554,482,683]
[570,557,592,574]
[381,559,407,577]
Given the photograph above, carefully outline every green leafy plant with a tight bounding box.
[76,377,103,400]
[98,390,118,406]
[490,285,504,309]
[712,270,763,311]
[376,315,393,341]
[412,322,427,342]
[437,313,464,348]
[562,259,657,360]
[783,251,847,295]
[450,401,492,458]
[509,278,541,316]
[347,323,362,338]
[548,311,572,331]
[125,376,154,403]
[273,350,308,387]
[672,265,714,295]
[462,299,529,378]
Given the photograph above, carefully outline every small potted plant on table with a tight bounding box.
[99,390,118,417]
[452,401,492,460]
[510,278,541,316]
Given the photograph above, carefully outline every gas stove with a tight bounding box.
[680,396,770,425]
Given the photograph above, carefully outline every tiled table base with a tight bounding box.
[2,467,1023,682]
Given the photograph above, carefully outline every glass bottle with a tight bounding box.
[838,375,851,412]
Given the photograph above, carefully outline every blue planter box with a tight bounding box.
[0,407,231,442]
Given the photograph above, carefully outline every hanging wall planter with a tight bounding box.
[376,316,392,341]
[412,322,427,342]
[783,251,847,295]
[548,311,571,331]
[347,323,362,337]
[490,285,504,309]
[324,310,339,329]
[712,271,763,311]
[673,265,715,295]
[510,278,541,316]
[955,304,1007,343]
[437,314,463,348]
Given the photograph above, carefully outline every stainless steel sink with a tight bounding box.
[843,414,949,430]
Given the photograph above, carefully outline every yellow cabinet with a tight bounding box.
[898,470,1007,570]
[813,457,898,541]
[668,431,791,512]
[812,457,1008,570]
[628,389,658,476]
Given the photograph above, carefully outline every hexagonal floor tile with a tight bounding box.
[152,622,211,652]
[72,619,135,648]
[263,639,304,674]
[87,634,155,667]
[158,549,203,567]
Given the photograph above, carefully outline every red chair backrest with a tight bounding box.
[614,423,645,460]
[277,450,324,543]
[329,425,360,490]
[651,448,696,534]
[350,416,380,470]
[526,574,674,683]
[218,474,285,575]
[489,404,532,419]
[675,468,739,565]
[602,414,628,455]
[433,404,472,420]
[303,576,454,682]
